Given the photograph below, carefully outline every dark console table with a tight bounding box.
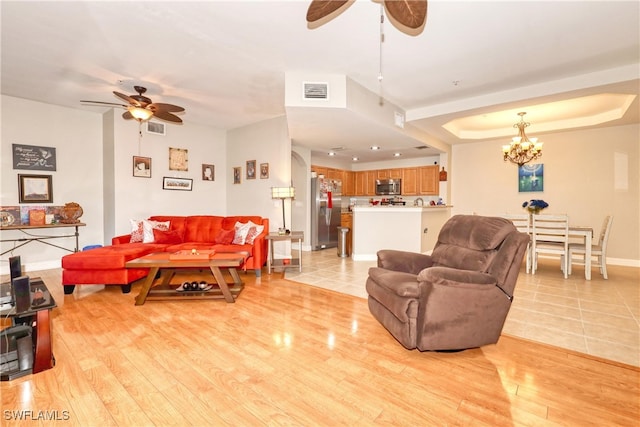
[0,278,56,381]
[0,223,85,256]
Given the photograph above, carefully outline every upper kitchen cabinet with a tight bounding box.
[418,166,439,195]
[311,165,328,177]
[402,168,418,195]
[376,169,402,179]
[343,171,356,196]
[355,170,376,196]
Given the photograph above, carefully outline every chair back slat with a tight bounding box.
[532,214,569,243]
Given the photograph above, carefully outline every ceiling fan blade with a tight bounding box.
[152,110,183,123]
[149,103,185,113]
[81,100,128,108]
[384,0,427,35]
[113,91,142,107]
[306,0,352,28]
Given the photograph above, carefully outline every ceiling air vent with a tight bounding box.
[303,82,329,100]
[414,145,430,150]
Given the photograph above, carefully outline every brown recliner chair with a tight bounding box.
[366,214,530,351]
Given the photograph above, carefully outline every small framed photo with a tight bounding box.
[260,163,269,179]
[246,160,256,180]
[233,167,241,184]
[162,177,193,191]
[133,156,151,178]
[146,121,166,136]
[18,174,53,203]
[169,147,188,171]
[202,164,215,181]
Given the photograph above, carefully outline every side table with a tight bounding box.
[1,278,56,381]
[266,231,304,274]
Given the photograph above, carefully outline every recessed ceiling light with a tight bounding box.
[393,152,402,157]
[328,151,336,156]
[370,146,380,151]
[352,157,359,161]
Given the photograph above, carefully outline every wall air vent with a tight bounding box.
[303,82,329,100]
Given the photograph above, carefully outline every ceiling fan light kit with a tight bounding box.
[502,112,543,167]
[127,106,153,122]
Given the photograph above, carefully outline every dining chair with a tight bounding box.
[531,214,570,278]
[501,213,531,273]
[568,215,613,279]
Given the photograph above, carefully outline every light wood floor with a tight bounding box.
[1,268,639,426]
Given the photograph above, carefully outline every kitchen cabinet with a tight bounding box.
[402,168,418,195]
[327,168,343,181]
[389,169,403,179]
[376,169,402,179]
[343,171,355,196]
[311,165,328,177]
[340,212,353,256]
[418,166,439,195]
[365,171,376,195]
[354,171,366,195]
[355,170,376,196]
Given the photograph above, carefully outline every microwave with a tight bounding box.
[375,179,402,195]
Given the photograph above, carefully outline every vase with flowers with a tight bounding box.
[522,199,548,215]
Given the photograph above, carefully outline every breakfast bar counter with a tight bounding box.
[351,205,451,261]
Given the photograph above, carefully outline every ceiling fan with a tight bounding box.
[306,0,428,36]
[81,86,185,124]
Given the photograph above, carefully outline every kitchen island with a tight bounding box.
[351,205,451,261]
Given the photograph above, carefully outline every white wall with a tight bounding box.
[451,123,640,265]
[111,115,227,236]
[1,95,104,271]
[226,116,291,231]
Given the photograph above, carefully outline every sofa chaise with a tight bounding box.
[61,215,269,294]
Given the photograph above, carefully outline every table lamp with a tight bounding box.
[271,187,295,235]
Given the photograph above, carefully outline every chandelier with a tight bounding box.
[502,112,543,166]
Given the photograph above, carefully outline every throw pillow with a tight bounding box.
[153,229,183,244]
[142,220,170,243]
[214,228,235,245]
[232,221,252,245]
[129,219,144,243]
[245,224,265,245]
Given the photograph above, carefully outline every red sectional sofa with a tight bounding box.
[61,215,269,294]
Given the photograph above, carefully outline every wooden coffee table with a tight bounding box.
[125,252,246,305]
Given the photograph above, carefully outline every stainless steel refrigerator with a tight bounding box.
[311,177,342,250]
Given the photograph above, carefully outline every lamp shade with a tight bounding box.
[271,187,295,199]
[128,106,153,121]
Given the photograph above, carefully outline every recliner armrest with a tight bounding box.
[377,250,434,275]
[417,266,497,289]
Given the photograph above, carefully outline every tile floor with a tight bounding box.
[282,248,640,367]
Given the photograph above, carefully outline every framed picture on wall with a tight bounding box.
[518,164,544,192]
[233,167,241,184]
[169,147,188,171]
[18,174,53,203]
[260,163,269,179]
[246,160,256,179]
[202,164,215,181]
[133,156,151,178]
[162,177,193,191]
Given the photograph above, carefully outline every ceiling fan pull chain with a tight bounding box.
[138,121,143,156]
